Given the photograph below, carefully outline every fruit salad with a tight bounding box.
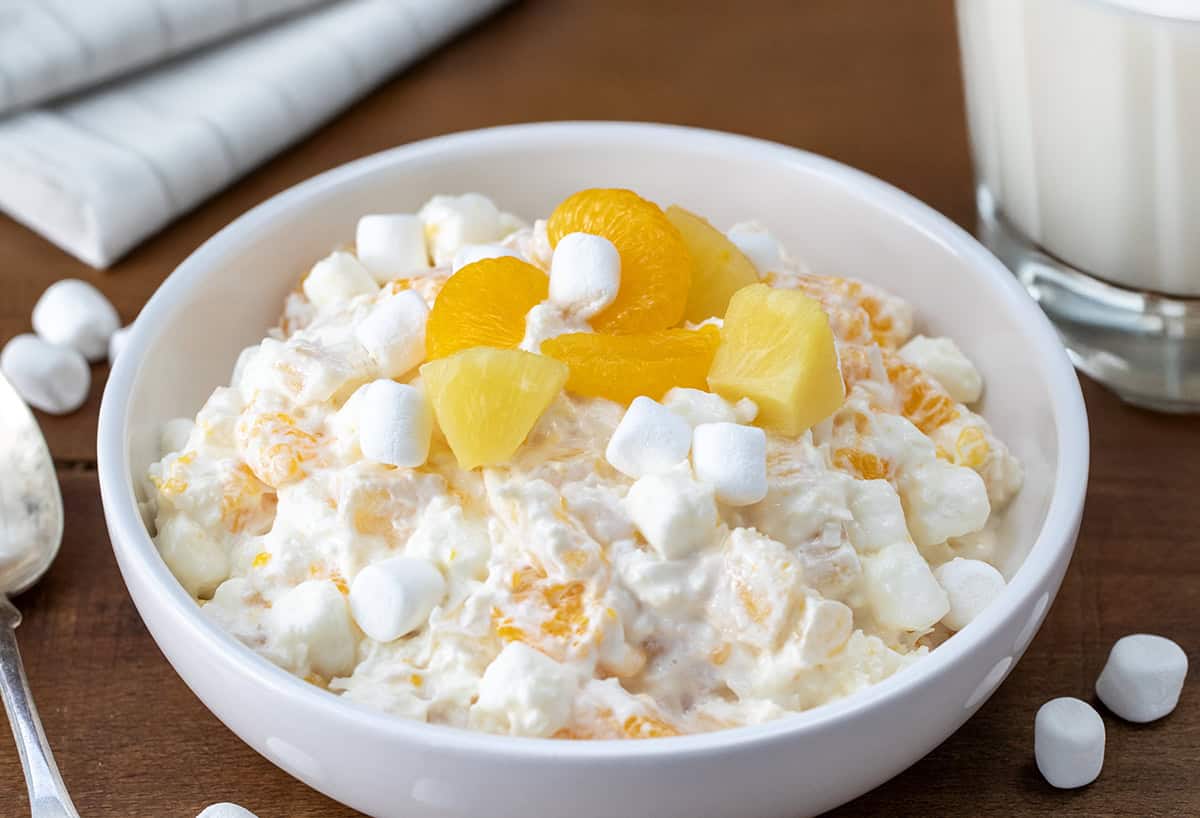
[147,189,1022,739]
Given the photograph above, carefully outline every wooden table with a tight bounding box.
[2,2,1196,815]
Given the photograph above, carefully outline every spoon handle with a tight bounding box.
[0,597,81,818]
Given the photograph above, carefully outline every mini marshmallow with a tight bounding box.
[160,417,196,456]
[733,397,758,423]
[605,396,692,478]
[845,479,908,553]
[471,642,577,737]
[197,804,259,818]
[270,580,357,678]
[419,193,522,266]
[156,515,229,599]
[726,223,784,276]
[861,541,949,632]
[349,556,446,642]
[107,325,131,363]
[934,557,1006,631]
[1095,634,1188,723]
[302,251,378,307]
[31,278,120,361]
[625,465,718,560]
[691,422,767,506]
[898,335,983,404]
[354,289,429,378]
[549,232,621,319]
[356,213,430,282]
[797,597,853,665]
[899,460,990,547]
[1035,697,1105,789]
[452,243,521,272]
[358,380,432,468]
[0,333,90,415]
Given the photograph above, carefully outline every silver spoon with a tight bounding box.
[0,373,80,818]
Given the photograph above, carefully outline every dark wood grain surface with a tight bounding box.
[1,2,1195,816]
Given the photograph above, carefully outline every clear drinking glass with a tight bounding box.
[956,0,1200,412]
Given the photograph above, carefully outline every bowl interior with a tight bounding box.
[122,124,1058,582]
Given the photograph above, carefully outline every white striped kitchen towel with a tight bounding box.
[0,0,334,115]
[0,0,509,268]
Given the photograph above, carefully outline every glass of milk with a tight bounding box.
[957,0,1200,411]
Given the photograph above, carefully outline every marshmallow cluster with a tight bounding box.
[2,278,128,415]
[356,380,433,468]
[1095,634,1187,723]
[349,556,445,642]
[549,232,621,319]
[419,193,523,266]
[1035,697,1105,789]
[607,394,770,556]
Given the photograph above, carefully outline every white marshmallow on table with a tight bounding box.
[196,804,259,818]
[471,642,577,737]
[419,193,522,267]
[898,459,991,548]
[357,380,433,468]
[861,541,949,632]
[934,557,1006,631]
[160,417,196,456]
[302,251,378,307]
[1095,634,1188,723]
[1035,697,1105,789]
[605,396,692,479]
[625,464,719,560]
[354,289,429,378]
[726,223,784,276]
[898,335,983,404]
[270,579,357,678]
[0,333,90,415]
[797,597,853,665]
[355,214,431,283]
[549,232,621,319]
[107,325,132,363]
[31,278,120,362]
[349,556,445,642]
[452,243,521,272]
[845,479,908,553]
[691,422,767,506]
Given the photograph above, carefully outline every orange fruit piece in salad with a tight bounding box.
[425,257,548,360]
[665,205,759,323]
[547,188,693,334]
[420,347,568,469]
[541,325,720,405]
[707,284,845,436]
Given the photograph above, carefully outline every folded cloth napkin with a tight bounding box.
[0,0,509,268]
[0,0,333,114]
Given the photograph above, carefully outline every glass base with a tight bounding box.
[976,187,1200,413]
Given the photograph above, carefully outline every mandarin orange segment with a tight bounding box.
[541,325,720,405]
[420,347,568,469]
[665,205,759,323]
[707,284,845,436]
[425,257,548,360]
[547,188,692,334]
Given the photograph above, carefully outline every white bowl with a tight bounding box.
[98,122,1089,818]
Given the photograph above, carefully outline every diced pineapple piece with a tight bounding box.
[666,206,759,323]
[420,347,568,469]
[707,284,845,436]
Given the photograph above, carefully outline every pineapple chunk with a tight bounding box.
[666,206,759,323]
[420,347,568,469]
[707,284,845,435]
